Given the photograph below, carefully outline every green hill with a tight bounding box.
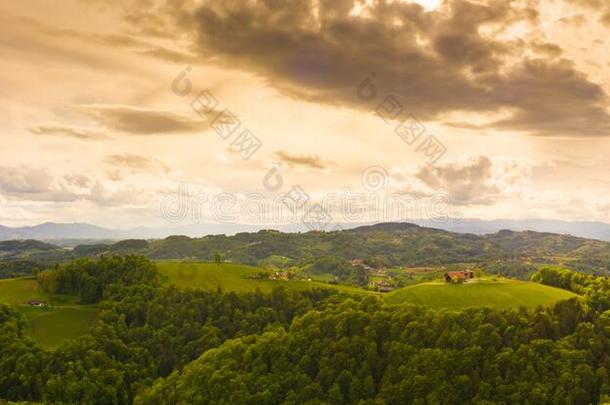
[385,277,578,309]
[0,239,58,252]
[5,222,610,280]
[142,224,610,276]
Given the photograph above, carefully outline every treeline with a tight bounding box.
[37,255,158,303]
[306,256,369,286]
[532,266,610,312]
[0,240,57,252]
[0,260,42,279]
[482,260,538,280]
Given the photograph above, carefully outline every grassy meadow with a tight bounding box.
[0,277,98,347]
[20,306,98,347]
[0,277,48,304]
[385,277,578,309]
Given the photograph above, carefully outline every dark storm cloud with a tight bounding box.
[139,0,610,137]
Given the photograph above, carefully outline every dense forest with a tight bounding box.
[1,255,610,404]
[139,298,610,404]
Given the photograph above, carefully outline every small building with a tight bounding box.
[269,271,295,281]
[27,300,47,307]
[444,270,475,283]
[369,280,396,292]
[350,259,374,271]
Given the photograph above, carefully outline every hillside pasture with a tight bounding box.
[0,277,97,347]
[0,277,48,304]
[20,306,98,347]
[157,261,370,295]
[385,277,578,309]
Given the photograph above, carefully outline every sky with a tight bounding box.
[1,0,610,229]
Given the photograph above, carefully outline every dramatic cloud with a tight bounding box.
[28,125,108,140]
[2,0,610,226]
[275,150,331,170]
[153,0,610,136]
[487,59,610,136]
[75,104,205,135]
[415,156,501,205]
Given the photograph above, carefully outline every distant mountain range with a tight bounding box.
[416,218,610,242]
[0,223,118,240]
[1,218,610,242]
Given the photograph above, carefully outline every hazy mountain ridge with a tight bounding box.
[2,218,610,242]
[0,222,117,240]
[417,218,610,242]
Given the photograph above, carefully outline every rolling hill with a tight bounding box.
[4,222,610,280]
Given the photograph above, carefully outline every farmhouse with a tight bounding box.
[444,270,475,283]
[27,300,47,307]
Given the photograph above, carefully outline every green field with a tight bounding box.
[157,261,370,295]
[0,277,98,346]
[385,278,578,309]
[20,306,98,347]
[0,277,48,304]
